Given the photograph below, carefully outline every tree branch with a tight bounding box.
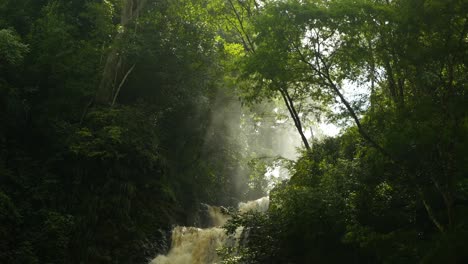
[279,86,311,150]
[112,64,136,106]
[227,0,256,53]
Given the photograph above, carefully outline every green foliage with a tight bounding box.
[1,0,467,263]
[219,0,468,263]
[0,0,270,263]
[0,29,29,66]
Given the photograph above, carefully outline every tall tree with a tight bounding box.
[95,0,148,105]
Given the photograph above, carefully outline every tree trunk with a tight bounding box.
[95,0,147,105]
[279,87,311,151]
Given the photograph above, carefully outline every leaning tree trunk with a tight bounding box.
[95,0,147,105]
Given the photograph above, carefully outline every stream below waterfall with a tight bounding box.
[150,196,270,264]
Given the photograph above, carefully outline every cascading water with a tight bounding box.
[238,196,269,214]
[150,197,269,264]
[149,91,302,263]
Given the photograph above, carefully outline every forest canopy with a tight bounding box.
[0,0,467,263]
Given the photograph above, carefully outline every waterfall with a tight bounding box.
[151,226,227,264]
[150,197,269,264]
[238,196,269,214]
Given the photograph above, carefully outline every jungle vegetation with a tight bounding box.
[0,0,467,263]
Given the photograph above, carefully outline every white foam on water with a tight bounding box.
[238,196,269,214]
[150,197,269,264]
